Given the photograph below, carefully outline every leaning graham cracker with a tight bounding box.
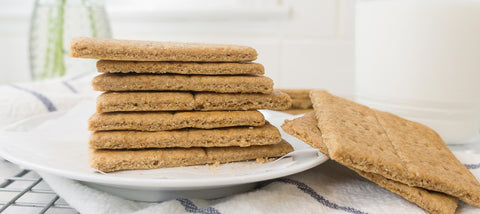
[90,124,281,149]
[281,112,458,214]
[97,61,264,75]
[310,90,406,178]
[310,90,480,207]
[92,73,273,94]
[70,37,257,62]
[96,90,291,113]
[90,141,294,172]
[354,170,457,214]
[89,110,265,131]
[376,110,480,206]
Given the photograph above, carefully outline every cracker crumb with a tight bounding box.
[256,157,276,163]
[205,162,221,174]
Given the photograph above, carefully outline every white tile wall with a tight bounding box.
[0,0,356,95]
[282,0,337,38]
[338,0,356,39]
[279,40,354,95]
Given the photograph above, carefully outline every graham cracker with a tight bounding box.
[92,73,273,94]
[310,90,480,207]
[291,98,312,109]
[90,124,281,149]
[70,37,257,62]
[89,141,294,172]
[280,109,312,115]
[88,110,265,131]
[278,89,312,99]
[96,90,291,113]
[281,112,458,214]
[194,90,291,111]
[96,61,265,75]
[96,92,194,113]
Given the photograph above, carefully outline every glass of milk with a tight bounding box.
[355,0,480,146]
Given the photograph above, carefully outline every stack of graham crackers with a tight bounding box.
[282,90,480,214]
[69,37,294,172]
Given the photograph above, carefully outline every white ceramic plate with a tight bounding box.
[0,101,327,201]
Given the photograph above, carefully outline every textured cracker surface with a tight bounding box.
[96,90,291,113]
[278,89,312,99]
[97,61,264,75]
[89,110,265,131]
[281,112,458,214]
[310,90,480,207]
[89,141,294,172]
[96,92,194,113]
[70,37,257,62]
[92,73,273,94]
[194,90,291,111]
[310,90,406,178]
[376,110,480,206]
[90,124,281,149]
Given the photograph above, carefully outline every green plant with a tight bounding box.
[39,0,98,79]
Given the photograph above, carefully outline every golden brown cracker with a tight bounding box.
[90,124,281,149]
[96,61,264,75]
[96,90,291,113]
[90,141,294,172]
[92,73,273,94]
[281,112,458,214]
[310,90,480,207]
[88,110,265,131]
[70,37,257,62]
[278,89,312,99]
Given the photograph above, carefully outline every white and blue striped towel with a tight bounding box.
[1,74,480,214]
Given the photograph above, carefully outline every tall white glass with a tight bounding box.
[355,0,480,145]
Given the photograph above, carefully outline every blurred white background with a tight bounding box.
[0,0,355,95]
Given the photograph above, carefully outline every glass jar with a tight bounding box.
[29,0,111,80]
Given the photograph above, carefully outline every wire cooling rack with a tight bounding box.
[0,159,78,214]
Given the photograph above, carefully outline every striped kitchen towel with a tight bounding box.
[39,157,480,214]
[0,72,98,128]
[2,74,480,214]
